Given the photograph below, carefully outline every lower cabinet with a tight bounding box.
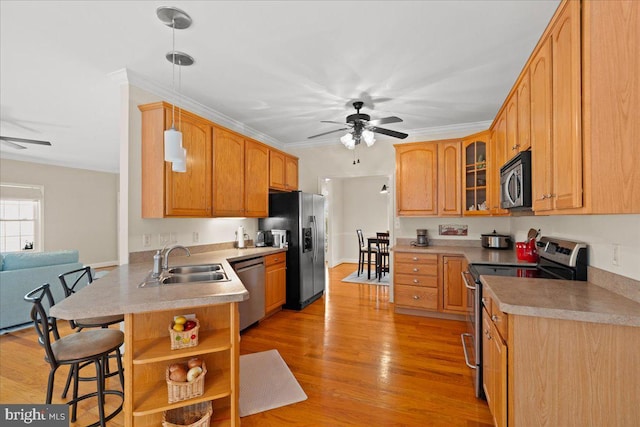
[264,253,286,314]
[442,255,469,314]
[393,253,439,310]
[482,305,507,427]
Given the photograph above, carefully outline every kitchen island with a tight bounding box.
[481,275,640,426]
[50,247,285,427]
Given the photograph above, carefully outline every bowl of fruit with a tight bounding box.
[169,315,199,350]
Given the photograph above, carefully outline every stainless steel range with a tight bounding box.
[460,236,588,398]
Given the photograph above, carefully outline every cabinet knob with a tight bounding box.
[413,268,419,272]
[413,295,420,300]
[412,257,419,261]
[491,315,499,322]
[413,279,420,284]
[482,297,487,305]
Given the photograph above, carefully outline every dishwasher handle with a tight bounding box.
[232,257,264,272]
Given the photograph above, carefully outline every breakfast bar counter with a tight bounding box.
[50,247,286,427]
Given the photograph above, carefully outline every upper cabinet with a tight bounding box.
[505,96,519,160]
[212,127,245,217]
[245,139,269,217]
[395,140,460,217]
[462,132,489,216]
[489,114,509,216]
[139,102,297,218]
[139,102,213,218]
[269,150,298,192]
[516,71,531,153]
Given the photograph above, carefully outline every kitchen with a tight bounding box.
[2,1,640,426]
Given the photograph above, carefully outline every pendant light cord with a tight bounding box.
[171,18,176,129]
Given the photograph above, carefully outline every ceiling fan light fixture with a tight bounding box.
[362,130,375,147]
[341,132,355,149]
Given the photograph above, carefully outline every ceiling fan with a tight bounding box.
[308,101,408,149]
[0,135,52,150]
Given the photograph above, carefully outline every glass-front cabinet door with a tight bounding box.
[463,131,490,216]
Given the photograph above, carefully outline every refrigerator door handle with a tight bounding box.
[311,216,317,261]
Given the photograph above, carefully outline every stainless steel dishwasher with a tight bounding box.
[232,257,265,331]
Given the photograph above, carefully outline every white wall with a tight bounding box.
[291,142,640,281]
[126,85,258,254]
[0,158,118,265]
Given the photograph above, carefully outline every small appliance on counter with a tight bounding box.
[481,230,512,249]
[516,228,540,262]
[255,230,271,247]
[271,229,288,248]
[411,229,429,247]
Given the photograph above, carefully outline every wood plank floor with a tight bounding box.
[0,263,493,426]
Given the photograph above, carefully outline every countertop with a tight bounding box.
[50,247,287,320]
[481,276,640,327]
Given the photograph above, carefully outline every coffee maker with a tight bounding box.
[412,229,429,247]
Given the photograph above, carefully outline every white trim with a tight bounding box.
[87,260,119,269]
[109,68,286,150]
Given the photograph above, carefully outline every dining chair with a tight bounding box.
[58,267,124,399]
[356,229,376,276]
[24,283,124,427]
[376,232,390,281]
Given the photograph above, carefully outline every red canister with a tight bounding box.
[516,241,539,262]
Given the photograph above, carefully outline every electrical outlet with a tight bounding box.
[193,232,199,243]
[612,244,620,266]
[142,234,151,247]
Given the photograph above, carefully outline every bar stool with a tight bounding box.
[376,232,390,281]
[24,284,124,427]
[58,267,124,398]
[357,229,376,276]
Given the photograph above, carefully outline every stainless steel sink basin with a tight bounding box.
[161,271,228,284]
[168,263,223,274]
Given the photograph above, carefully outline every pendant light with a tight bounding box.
[157,6,194,170]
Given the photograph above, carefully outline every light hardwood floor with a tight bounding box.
[0,263,492,426]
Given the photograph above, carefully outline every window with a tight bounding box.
[0,184,43,252]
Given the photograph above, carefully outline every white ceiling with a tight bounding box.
[0,0,560,173]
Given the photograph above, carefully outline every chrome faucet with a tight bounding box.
[151,244,191,278]
[163,245,191,270]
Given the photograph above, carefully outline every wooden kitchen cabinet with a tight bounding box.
[505,95,519,161]
[395,140,460,216]
[124,303,239,427]
[488,112,509,216]
[213,127,245,217]
[264,252,286,314]
[269,150,299,191]
[139,102,213,218]
[442,256,469,314]
[462,132,489,216]
[516,71,531,153]
[244,139,269,217]
[393,252,439,311]
[482,306,507,427]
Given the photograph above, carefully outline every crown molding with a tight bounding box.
[285,120,494,149]
[109,68,286,150]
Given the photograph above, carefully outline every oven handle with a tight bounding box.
[460,333,477,369]
[461,270,476,291]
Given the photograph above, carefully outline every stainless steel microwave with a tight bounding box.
[500,150,532,209]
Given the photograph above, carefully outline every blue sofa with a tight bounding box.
[0,250,84,331]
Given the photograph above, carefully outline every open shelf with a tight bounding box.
[133,328,232,364]
[132,368,231,416]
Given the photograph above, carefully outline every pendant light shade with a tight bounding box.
[340,133,356,150]
[362,130,375,147]
[164,127,183,163]
[171,148,187,172]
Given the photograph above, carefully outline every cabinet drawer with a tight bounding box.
[394,273,438,288]
[264,252,286,267]
[394,252,438,264]
[394,262,438,277]
[395,285,438,310]
[483,293,508,341]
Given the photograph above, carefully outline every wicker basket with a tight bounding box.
[166,362,207,404]
[169,318,200,350]
[162,401,212,427]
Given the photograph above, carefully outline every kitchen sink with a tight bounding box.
[168,263,223,274]
[162,271,228,284]
[138,263,230,287]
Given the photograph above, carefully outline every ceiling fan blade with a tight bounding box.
[320,120,347,125]
[0,139,27,150]
[367,116,403,126]
[308,127,350,139]
[369,126,409,139]
[0,135,52,146]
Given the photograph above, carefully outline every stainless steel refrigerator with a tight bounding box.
[259,191,325,310]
